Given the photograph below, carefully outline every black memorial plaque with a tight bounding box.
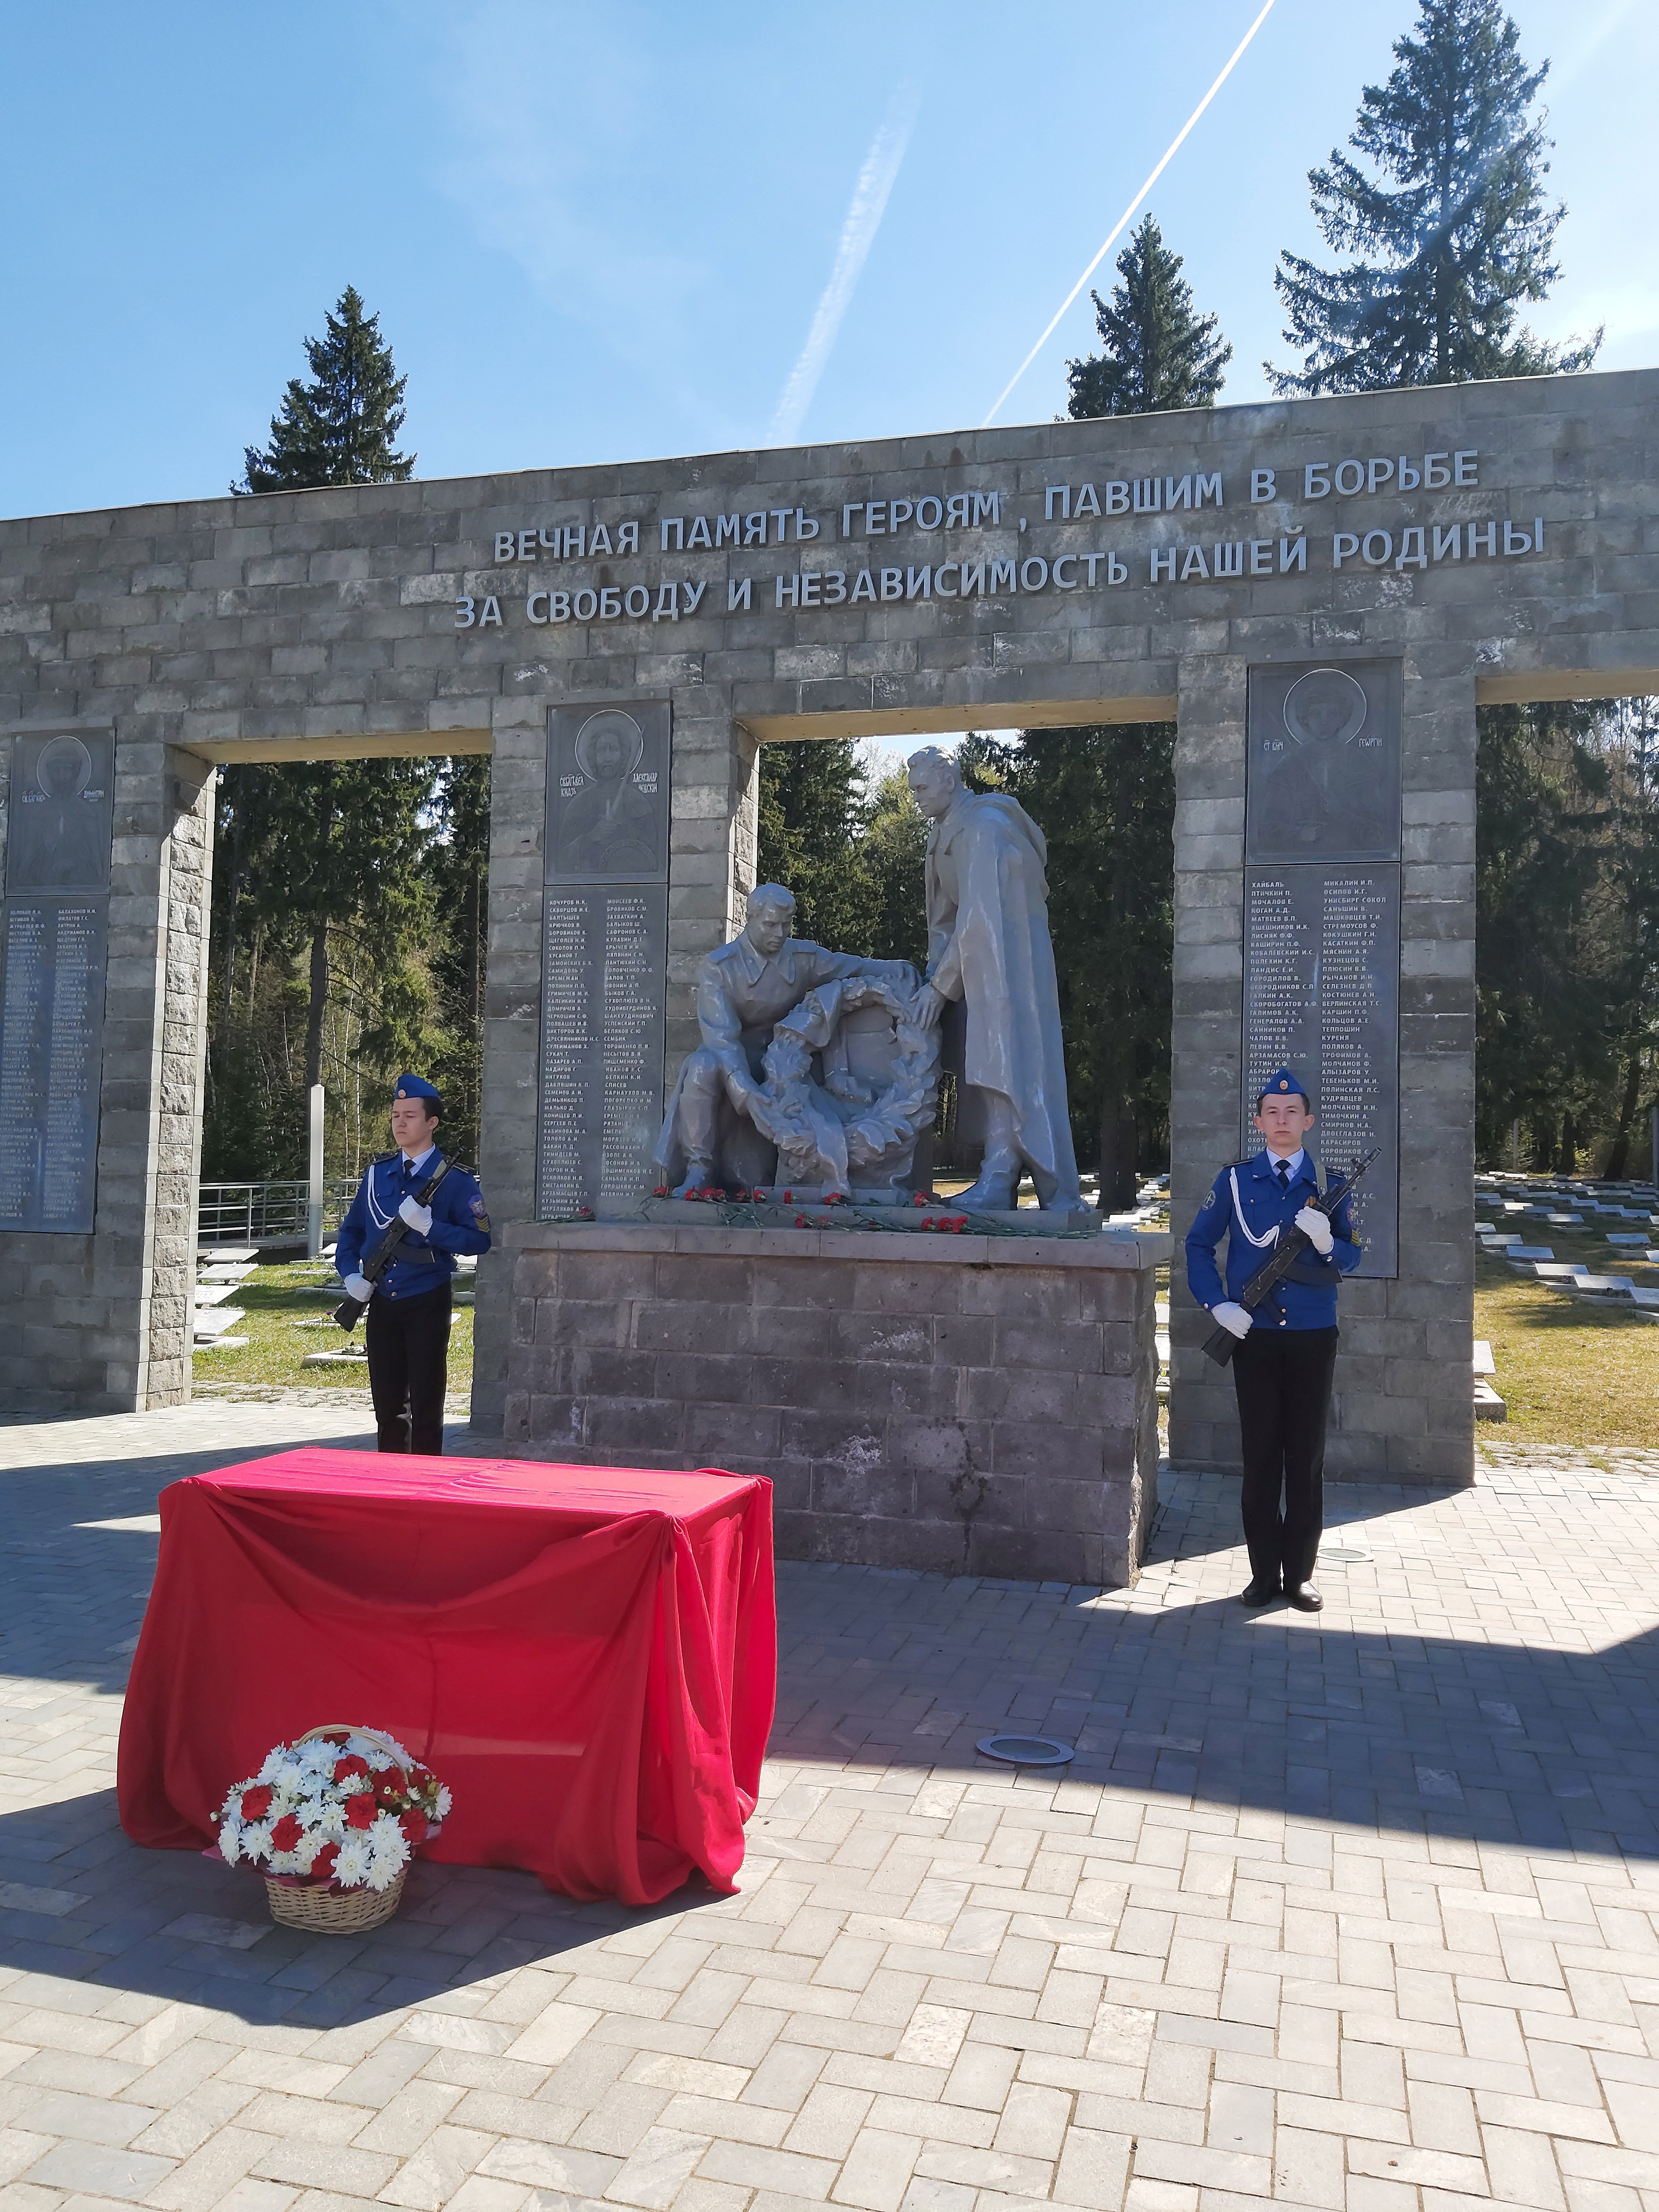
[538,700,674,1212]
[0,899,108,1233]
[1241,866,1399,1275]
[536,885,669,1216]
[8,730,115,893]
[1243,660,1403,1277]
[1246,660,1401,864]
[546,700,670,886]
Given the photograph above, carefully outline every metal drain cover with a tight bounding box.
[976,1734,1074,1767]
[1319,1546,1371,1563]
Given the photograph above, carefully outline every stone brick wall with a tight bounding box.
[501,1222,1167,1587]
[1167,650,1478,1485]
[3,369,1656,1422]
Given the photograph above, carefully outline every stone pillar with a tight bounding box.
[0,725,213,1413]
[1167,650,1476,1484]
[470,685,755,1432]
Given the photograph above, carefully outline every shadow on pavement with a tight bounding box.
[0,1790,715,2029]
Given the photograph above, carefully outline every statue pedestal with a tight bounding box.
[500,1219,1171,1588]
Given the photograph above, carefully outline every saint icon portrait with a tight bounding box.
[554,710,660,878]
[10,734,113,892]
[1250,664,1396,860]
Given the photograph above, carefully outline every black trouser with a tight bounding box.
[1231,1325,1338,1588]
[365,1279,452,1455]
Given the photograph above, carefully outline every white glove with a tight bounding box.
[398,1196,433,1234]
[1212,1301,1253,1339]
[343,1273,374,1302]
[1295,1205,1334,1255]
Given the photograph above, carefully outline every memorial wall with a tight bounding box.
[1,366,1655,1465]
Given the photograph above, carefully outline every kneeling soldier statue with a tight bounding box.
[1184,1068,1361,1611]
[335,1074,492,1456]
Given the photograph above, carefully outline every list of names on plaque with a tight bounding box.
[0,899,108,1234]
[536,884,668,1218]
[1241,865,1400,1275]
[1243,658,1403,1277]
[538,703,673,1214]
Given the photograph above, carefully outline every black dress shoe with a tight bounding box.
[1239,1578,1281,1606]
[1287,1582,1323,1612]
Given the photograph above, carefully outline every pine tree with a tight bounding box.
[756,738,875,955]
[237,286,414,493]
[1066,214,1231,418]
[1268,0,1600,395]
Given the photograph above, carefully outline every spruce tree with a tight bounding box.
[237,286,414,493]
[1066,215,1231,419]
[1268,0,1600,395]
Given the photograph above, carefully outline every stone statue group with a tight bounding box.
[655,747,1087,1215]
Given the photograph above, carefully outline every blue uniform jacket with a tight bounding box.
[1184,1149,1361,1330]
[334,1152,491,1301]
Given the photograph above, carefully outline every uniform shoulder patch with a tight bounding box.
[468,1192,490,1229]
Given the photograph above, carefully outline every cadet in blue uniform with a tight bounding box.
[335,1075,492,1456]
[1184,1069,1361,1610]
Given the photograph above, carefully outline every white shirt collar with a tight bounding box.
[1267,1147,1305,1180]
[400,1144,437,1177]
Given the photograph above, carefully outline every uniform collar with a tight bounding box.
[1252,1146,1313,1185]
[398,1144,438,1178]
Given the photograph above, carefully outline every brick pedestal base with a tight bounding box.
[502,1220,1170,1586]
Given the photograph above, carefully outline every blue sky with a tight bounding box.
[0,0,1650,521]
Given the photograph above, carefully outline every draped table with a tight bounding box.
[117,1449,775,1905]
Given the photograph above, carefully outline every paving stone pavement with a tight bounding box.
[0,1404,1654,2212]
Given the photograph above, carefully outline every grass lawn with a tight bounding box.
[191,1260,475,1400]
[1475,1224,1659,1449]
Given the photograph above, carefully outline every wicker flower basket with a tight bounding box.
[233,1724,436,1935]
[264,1865,406,1932]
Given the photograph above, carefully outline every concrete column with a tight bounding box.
[470,687,756,1434]
[1167,655,1248,1472]
[1167,650,1476,1484]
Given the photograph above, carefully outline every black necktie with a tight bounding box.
[1276,1162,1290,1193]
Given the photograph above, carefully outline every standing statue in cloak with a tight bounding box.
[907,746,1087,1214]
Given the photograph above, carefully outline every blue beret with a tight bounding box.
[393,1073,443,1109]
[1258,1067,1311,1105]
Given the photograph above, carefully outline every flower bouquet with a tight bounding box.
[216,1724,452,1934]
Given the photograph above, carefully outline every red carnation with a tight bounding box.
[794,1215,807,1227]
[652,1186,669,1198]
[310,1842,339,1882]
[400,1808,428,1844]
[333,1754,371,1785]
[240,1785,274,1820]
[345,1791,378,1830]
[270,1812,305,1852]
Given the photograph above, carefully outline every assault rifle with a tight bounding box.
[1201,1148,1378,1368]
[332,1157,452,1331]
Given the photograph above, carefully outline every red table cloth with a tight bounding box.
[117,1450,775,1905]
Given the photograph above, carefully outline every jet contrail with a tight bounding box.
[771,88,920,444]
[983,0,1278,426]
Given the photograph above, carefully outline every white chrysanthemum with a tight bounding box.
[311,1801,347,1840]
[219,1823,242,1866]
[267,1844,305,1874]
[332,1835,373,1888]
[298,1738,337,1774]
[434,1785,453,1819]
[366,1729,414,1766]
[240,1820,273,1863]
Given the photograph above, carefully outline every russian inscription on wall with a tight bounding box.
[1242,664,1401,1275]
[536,702,671,1215]
[0,730,115,1234]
